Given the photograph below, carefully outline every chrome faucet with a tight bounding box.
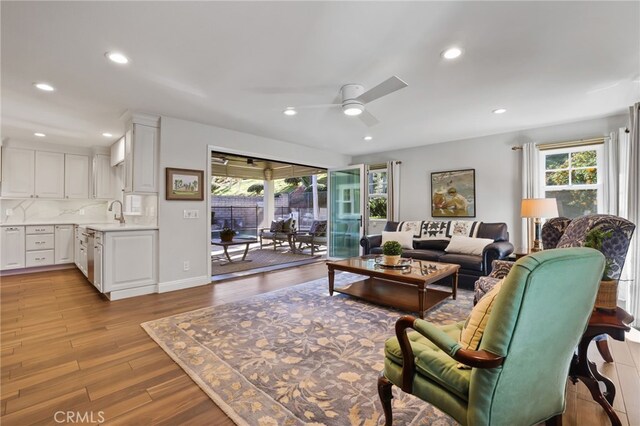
[108,200,126,224]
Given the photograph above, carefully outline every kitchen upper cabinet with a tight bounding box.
[64,154,89,199]
[54,225,74,264]
[35,151,65,198]
[110,137,125,167]
[1,148,35,198]
[93,154,112,199]
[124,124,158,193]
[1,226,25,270]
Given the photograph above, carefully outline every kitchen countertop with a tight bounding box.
[1,220,113,226]
[0,221,158,231]
[84,224,158,232]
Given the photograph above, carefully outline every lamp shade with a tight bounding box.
[521,198,558,218]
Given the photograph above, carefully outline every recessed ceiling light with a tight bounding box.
[283,107,297,116]
[34,132,46,137]
[102,132,113,137]
[33,82,55,92]
[363,136,373,141]
[442,47,463,60]
[106,51,129,64]
[493,108,507,114]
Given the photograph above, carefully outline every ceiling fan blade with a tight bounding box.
[356,75,408,104]
[358,110,380,127]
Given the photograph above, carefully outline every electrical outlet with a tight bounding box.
[5,209,13,216]
[183,261,190,271]
[79,209,85,215]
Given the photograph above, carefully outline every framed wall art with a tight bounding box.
[430,169,476,217]
[166,168,204,201]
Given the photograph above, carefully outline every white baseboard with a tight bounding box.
[107,284,157,301]
[157,275,210,293]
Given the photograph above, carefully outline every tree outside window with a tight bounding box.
[540,145,603,218]
[368,169,388,219]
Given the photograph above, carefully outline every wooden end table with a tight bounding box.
[569,307,634,426]
[211,238,258,265]
[326,256,459,319]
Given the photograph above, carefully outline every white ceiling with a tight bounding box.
[2,2,638,156]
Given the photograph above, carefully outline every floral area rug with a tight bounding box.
[141,273,473,425]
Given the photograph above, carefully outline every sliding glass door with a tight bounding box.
[328,165,366,259]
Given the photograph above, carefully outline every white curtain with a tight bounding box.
[521,142,540,251]
[603,131,619,215]
[621,103,640,327]
[386,161,401,222]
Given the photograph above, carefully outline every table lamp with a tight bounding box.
[521,198,558,252]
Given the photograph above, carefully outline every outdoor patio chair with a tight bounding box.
[259,218,297,251]
[294,220,327,255]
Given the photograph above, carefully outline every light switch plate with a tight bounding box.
[5,209,13,216]
[183,210,199,219]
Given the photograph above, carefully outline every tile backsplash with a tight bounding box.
[0,195,158,226]
[0,199,110,224]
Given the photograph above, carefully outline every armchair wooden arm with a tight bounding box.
[395,315,505,393]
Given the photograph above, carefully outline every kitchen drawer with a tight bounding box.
[26,225,54,234]
[26,249,54,267]
[26,233,54,251]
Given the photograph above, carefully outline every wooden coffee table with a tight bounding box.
[326,256,460,319]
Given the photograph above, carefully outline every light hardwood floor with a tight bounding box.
[1,265,639,425]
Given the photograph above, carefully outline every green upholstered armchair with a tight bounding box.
[378,248,605,426]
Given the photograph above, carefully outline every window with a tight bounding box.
[540,144,603,218]
[368,169,388,219]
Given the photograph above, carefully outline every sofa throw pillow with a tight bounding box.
[458,279,504,367]
[420,221,449,240]
[396,221,424,238]
[446,221,482,238]
[445,235,494,256]
[310,220,327,236]
[270,220,284,232]
[382,231,414,249]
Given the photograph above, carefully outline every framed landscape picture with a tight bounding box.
[166,168,204,201]
[430,169,476,217]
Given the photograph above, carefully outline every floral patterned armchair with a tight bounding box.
[473,214,635,361]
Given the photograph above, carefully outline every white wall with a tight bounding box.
[157,116,351,289]
[353,114,629,251]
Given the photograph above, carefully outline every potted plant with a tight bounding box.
[220,227,236,243]
[585,228,617,311]
[382,240,403,266]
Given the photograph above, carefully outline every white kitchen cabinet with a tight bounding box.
[102,230,157,294]
[24,225,54,267]
[92,154,112,199]
[64,154,89,199]
[123,129,133,193]
[124,124,158,193]
[54,225,74,264]
[34,151,65,198]
[110,137,125,167]
[1,148,35,198]
[0,226,25,270]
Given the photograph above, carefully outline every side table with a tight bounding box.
[569,307,634,426]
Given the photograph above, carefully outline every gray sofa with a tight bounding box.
[360,220,514,289]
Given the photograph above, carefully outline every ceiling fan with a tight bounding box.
[292,75,408,127]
